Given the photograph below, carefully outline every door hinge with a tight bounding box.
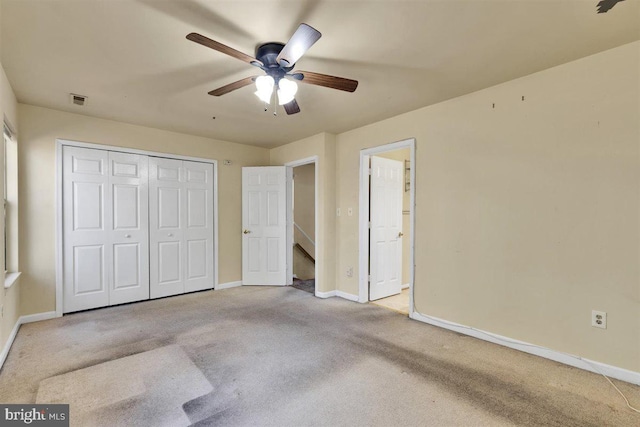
[368,168,372,175]
[368,275,372,282]
[368,221,371,229]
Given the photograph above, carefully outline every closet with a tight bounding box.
[62,145,214,313]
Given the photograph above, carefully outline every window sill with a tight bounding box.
[4,271,21,289]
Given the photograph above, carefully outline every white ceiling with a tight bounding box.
[2,0,638,148]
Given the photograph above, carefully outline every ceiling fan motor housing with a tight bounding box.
[255,43,294,82]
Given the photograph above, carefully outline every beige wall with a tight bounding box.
[377,148,411,285]
[270,133,336,294]
[335,41,640,372]
[17,104,269,315]
[0,60,20,355]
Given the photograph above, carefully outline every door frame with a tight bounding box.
[285,156,319,296]
[55,139,219,317]
[358,138,416,315]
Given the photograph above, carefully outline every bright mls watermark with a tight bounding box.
[0,405,68,426]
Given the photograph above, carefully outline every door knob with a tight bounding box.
[243,229,251,234]
[124,234,131,238]
[168,233,173,237]
[398,232,404,238]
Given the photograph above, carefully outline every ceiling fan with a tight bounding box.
[186,23,358,115]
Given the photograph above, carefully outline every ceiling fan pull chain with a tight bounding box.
[273,101,277,116]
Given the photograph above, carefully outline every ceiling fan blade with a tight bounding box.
[208,76,257,96]
[283,99,301,115]
[295,71,358,92]
[187,33,263,66]
[276,24,321,67]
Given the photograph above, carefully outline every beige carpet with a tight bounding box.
[1,286,638,426]
[36,345,212,426]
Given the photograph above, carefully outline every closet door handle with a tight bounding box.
[168,233,173,237]
[124,234,131,238]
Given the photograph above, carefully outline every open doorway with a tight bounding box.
[287,159,317,294]
[359,139,415,315]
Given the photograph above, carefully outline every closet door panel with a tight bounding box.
[63,146,111,313]
[109,152,149,305]
[159,241,181,282]
[183,161,214,292]
[150,157,185,298]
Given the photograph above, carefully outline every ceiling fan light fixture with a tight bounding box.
[189,23,357,116]
[277,78,298,105]
[255,75,274,103]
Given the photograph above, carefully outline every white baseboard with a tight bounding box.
[315,290,336,299]
[0,311,59,371]
[336,291,359,302]
[410,311,640,386]
[21,311,57,324]
[215,281,242,290]
[314,290,358,302]
[0,318,21,371]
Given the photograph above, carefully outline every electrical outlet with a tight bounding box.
[336,208,341,217]
[346,267,353,277]
[592,310,607,329]
[347,208,353,216]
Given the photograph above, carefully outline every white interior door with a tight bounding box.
[369,156,403,300]
[242,167,291,286]
[108,151,150,305]
[150,157,184,298]
[63,146,111,312]
[183,161,214,292]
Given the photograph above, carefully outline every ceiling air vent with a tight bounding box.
[69,93,87,106]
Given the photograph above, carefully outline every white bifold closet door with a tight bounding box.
[63,146,149,313]
[149,158,214,298]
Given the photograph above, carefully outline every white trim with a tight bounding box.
[285,155,318,168]
[336,291,359,302]
[21,311,57,324]
[0,311,58,371]
[4,271,21,289]
[313,290,359,302]
[293,222,315,248]
[285,167,293,285]
[358,138,416,317]
[402,283,410,290]
[55,139,219,164]
[55,142,64,317]
[410,311,640,386]
[285,156,319,296]
[55,139,219,315]
[315,290,336,299]
[215,280,242,290]
[0,317,20,370]
[358,151,367,303]
[213,159,219,296]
